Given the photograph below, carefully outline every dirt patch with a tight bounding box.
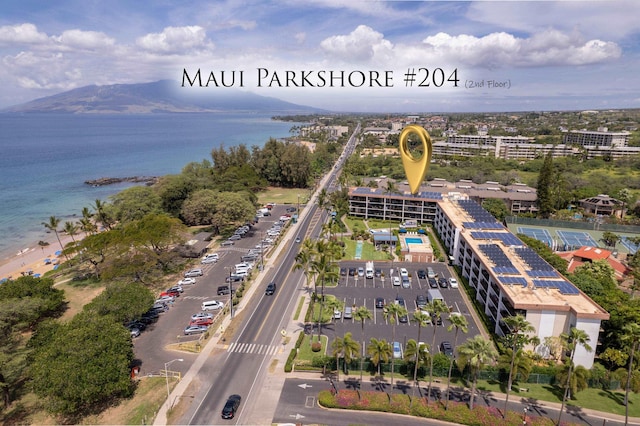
[56,282,105,322]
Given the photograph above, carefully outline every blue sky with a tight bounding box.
[1,0,639,112]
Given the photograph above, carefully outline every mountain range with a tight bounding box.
[2,80,323,114]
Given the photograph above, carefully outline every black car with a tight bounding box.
[226,275,244,283]
[415,294,426,309]
[440,341,454,356]
[217,285,231,295]
[417,269,426,279]
[375,297,385,309]
[340,267,347,276]
[348,267,356,276]
[428,278,439,288]
[286,206,297,212]
[265,282,276,295]
[438,277,449,288]
[221,394,242,419]
[374,268,382,277]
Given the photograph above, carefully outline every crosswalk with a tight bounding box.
[227,342,280,356]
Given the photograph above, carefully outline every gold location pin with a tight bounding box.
[399,125,432,195]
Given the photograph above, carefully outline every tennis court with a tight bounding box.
[556,230,599,249]
[621,237,640,255]
[517,227,553,246]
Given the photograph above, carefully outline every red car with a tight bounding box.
[189,318,213,326]
[160,290,180,298]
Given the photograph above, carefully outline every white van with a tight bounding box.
[427,267,436,279]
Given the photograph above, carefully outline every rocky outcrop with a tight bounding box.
[85,176,158,186]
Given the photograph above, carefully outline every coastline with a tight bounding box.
[0,232,77,282]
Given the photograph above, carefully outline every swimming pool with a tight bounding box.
[405,237,423,244]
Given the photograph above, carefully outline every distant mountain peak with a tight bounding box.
[2,80,324,114]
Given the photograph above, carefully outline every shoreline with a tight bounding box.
[0,232,77,282]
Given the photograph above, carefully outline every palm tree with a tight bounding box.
[404,338,429,399]
[368,338,392,376]
[501,314,536,417]
[80,207,97,235]
[93,199,113,230]
[354,306,373,382]
[620,323,640,426]
[294,238,315,292]
[332,332,360,382]
[497,348,533,390]
[557,327,592,426]
[457,335,498,410]
[42,216,68,260]
[555,364,590,400]
[426,299,450,403]
[411,310,431,389]
[383,302,407,387]
[445,313,468,409]
[311,240,339,341]
[63,221,79,243]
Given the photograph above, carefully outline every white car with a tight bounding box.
[179,277,196,285]
[393,276,401,286]
[448,277,459,288]
[399,268,409,277]
[201,256,218,264]
[185,268,203,277]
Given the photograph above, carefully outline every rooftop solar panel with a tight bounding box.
[499,276,528,287]
[532,279,580,295]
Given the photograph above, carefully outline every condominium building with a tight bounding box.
[347,188,608,367]
[434,197,608,368]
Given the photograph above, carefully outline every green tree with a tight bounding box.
[621,323,640,425]
[445,313,468,410]
[383,302,407,387]
[410,310,431,389]
[93,199,114,231]
[331,332,359,382]
[110,186,162,223]
[180,189,219,226]
[154,174,195,217]
[211,192,256,235]
[426,299,450,403]
[42,216,68,260]
[557,327,592,425]
[537,151,555,218]
[457,335,498,410]
[367,337,392,376]
[293,238,315,293]
[83,282,155,323]
[482,198,510,222]
[63,221,80,245]
[601,231,620,249]
[29,313,135,417]
[501,314,536,417]
[354,306,373,382]
[555,364,590,399]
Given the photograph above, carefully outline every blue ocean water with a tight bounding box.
[0,113,296,259]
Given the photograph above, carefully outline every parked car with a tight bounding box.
[184,325,208,335]
[399,267,409,277]
[129,327,141,338]
[201,256,218,264]
[221,394,242,419]
[225,275,244,283]
[401,276,411,288]
[392,276,401,286]
[221,240,235,246]
[340,267,347,276]
[357,267,365,277]
[333,309,342,319]
[265,282,276,295]
[191,312,214,321]
[428,278,438,288]
[160,290,180,298]
[202,300,224,311]
[228,234,241,241]
[440,341,454,356]
[167,285,183,293]
[438,277,449,288]
[185,268,203,278]
[217,285,231,295]
[348,268,356,276]
[344,306,353,319]
[417,269,427,279]
[393,341,403,359]
[449,277,459,288]
[374,268,382,277]
[375,297,385,309]
[190,317,213,326]
[416,294,427,309]
[178,277,196,286]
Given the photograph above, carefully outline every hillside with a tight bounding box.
[2,80,324,114]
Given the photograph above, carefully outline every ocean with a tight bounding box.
[0,113,297,260]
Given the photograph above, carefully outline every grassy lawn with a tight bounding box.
[310,295,343,322]
[257,186,311,206]
[342,238,392,261]
[297,334,329,363]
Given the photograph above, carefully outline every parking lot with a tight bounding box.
[322,261,481,358]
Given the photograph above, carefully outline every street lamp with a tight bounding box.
[165,358,183,400]
[522,406,528,425]
[226,267,234,319]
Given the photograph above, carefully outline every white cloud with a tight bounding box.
[320,25,393,62]
[0,23,48,44]
[421,30,621,68]
[211,19,256,31]
[136,26,214,53]
[53,29,115,50]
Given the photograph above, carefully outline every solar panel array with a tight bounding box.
[464,222,504,230]
[479,244,514,268]
[493,266,520,274]
[458,199,497,223]
[499,276,528,287]
[526,270,558,278]
[532,279,580,295]
[515,247,555,271]
[471,232,522,246]
[351,187,442,200]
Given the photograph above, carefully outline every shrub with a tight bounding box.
[284,348,297,373]
[311,342,322,352]
[295,331,305,348]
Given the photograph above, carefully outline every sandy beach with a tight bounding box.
[0,233,77,282]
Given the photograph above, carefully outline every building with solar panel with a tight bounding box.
[435,197,609,368]
[346,186,608,368]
